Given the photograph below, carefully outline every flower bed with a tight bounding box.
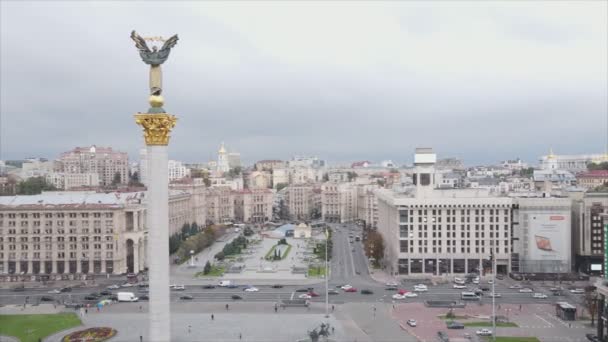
[62,327,117,342]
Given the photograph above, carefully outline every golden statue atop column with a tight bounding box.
[131,30,178,145]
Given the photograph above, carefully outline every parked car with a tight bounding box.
[406,319,417,327]
[519,288,533,293]
[328,289,339,295]
[139,295,149,301]
[533,293,548,299]
[271,284,283,289]
[361,289,374,295]
[476,329,493,336]
[40,296,54,302]
[447,321,465,329]
[202,285,216,289]
[179,295,193,300]
[231,295,242,300]
[344,288,358,293]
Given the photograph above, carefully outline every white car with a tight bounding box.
[519,288,533,293]
[392,294,407,300]
[570,289,585,294]
[406,319,417,327]
[509,285,522,289]
[121,283,134,288]
[414,287,428,292]
[476,329,492,336]
[404,292,418,298]
[299,294,312,299]
[48,289,61,294]
[341,285,353,290]
[488,293,502,298]
[107,284,120,290]
[386,282,399,287]
[244,287,259,292]
[488,280,494,284]
[171,285,185,291]
[533,293,548,299]
[472,279,480,284]
[453,284,467,289]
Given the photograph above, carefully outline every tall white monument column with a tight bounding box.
[135,99,177,342]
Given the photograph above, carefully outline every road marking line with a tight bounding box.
[534,314,553,327]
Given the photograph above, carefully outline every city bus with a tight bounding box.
[461,292,480,300]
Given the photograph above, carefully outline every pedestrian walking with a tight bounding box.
[226,304,229,310]
[85,308,88,314]
[140,335,143,342]
[519,304,522,311]
[188,325,191,333]
[211,314,214,320]
[332,305,335,312]
[239,333,242,340]
[274,306,277,313]
[139,305,142,312]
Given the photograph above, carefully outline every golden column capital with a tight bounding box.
[135,113,177,146]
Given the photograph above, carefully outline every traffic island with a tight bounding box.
[0,313,81,342]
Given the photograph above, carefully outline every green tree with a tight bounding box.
[588,162,608,171]
[203,261,212,275]
[519,167,535,177]
[181,223,192,239]
[322,173,329,182]
[364,230,385,267]
[16,177,57,195]
[228,167,243,178]
[112,172,122,185]
[215,251,225,261]
[275,183,288,191]
[347,171,358,181]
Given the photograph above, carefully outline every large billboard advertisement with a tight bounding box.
[528,213,570,262]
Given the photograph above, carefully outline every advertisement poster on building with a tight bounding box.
[528,214,570,262]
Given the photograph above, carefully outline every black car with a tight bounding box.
[496,274,504,280]
[231,295,242,300]
[40,296,54,302]
[296,288,309,292]
[139,295,149,301]
[328,289,339,295]
[88,292,101,298]
[84,295,98,301]
[13,286,25,292]
[64,302,83,309]
[60,287,72,293]
[138,288,149,293]
[271,284,283,289]
[179,295,193,300]
[446,321,465,329]
[361,289,374,295]
[480,286,490,292]
[202,285,216,289]
[109,295,118,301]
[100,290,112,296]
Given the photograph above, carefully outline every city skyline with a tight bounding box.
[1,2,607,165]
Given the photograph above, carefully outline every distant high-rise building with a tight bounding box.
[59,145,128,186]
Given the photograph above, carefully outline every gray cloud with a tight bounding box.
[1,1,606,166]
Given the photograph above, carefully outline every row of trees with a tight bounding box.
[314,228,333,261]
[174,224,224,263]
[215,235,248,261]
[169,222,202,255]
[363,229,385,267]
[15,177,57,195]
[588,162,608,171]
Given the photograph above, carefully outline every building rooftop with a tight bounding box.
[0,191,144,209]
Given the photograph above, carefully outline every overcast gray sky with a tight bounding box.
[1,1,606,166]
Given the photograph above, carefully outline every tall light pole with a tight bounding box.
[325,226,329,319]
[490,249,496,342]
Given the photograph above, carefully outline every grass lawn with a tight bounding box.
[484,337,540,342]
[195,265,225,277]
[438,315,469,320]
[464,321,518,327]
[308,266,327,277]
[0,313,81,342]
[264,244,292,261]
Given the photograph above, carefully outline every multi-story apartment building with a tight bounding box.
[322,182,358,223]
[169,178,206,229]
[59,146,129,186]
[285,185,314,221]
[572,192,608,274]
[357,184,379,228]
[377,148,513,277]
[511,197,572,273]
[234,189,274,223]
[168,190,192,236]
[0,191,146,278]
[205,186,235,225]
[45,172,100,190]
[168,160,190,181]
[577,170,608,190]
[255,160,286,172]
